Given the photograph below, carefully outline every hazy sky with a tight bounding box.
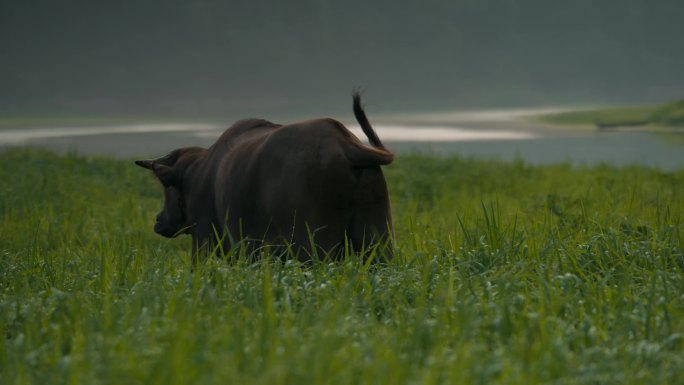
[2,0,683,116]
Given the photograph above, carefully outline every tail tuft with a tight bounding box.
[352,91,386,149]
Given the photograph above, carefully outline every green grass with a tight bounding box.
[1,149,684,384]
[535,98,684,129]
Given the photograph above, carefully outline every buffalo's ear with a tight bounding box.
[135,159,154,170]
[135,151,179,170]
[153,163,175,186]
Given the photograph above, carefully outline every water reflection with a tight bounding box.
[0,110,682,170]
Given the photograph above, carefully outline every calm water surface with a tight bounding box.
[1,109,682,170]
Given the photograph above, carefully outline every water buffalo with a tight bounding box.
[135,93,393,262]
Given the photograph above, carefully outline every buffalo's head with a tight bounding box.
[135,148,200,238]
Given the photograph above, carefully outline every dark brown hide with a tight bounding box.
[136,94,393,262]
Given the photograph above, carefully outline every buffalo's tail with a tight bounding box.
[346,91,393,166]
[353,91,387,150]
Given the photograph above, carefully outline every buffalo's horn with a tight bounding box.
[134,159,154,169]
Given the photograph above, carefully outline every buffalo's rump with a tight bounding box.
[216,119,392,258]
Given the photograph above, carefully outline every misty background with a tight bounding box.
[2,0,684,119]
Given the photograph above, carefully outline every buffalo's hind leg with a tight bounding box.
[348,167,394,262]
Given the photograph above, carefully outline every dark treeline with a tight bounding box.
[2,0,683,117]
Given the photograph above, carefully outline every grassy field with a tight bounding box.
[1,149,683,384]
[535,98,684,129]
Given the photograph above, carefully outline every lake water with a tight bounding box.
[1,109,683,170]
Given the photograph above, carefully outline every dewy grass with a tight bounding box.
[1,148,684,384]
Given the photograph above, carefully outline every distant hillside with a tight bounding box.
[535,99,684,129]
[651,99,684,126]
